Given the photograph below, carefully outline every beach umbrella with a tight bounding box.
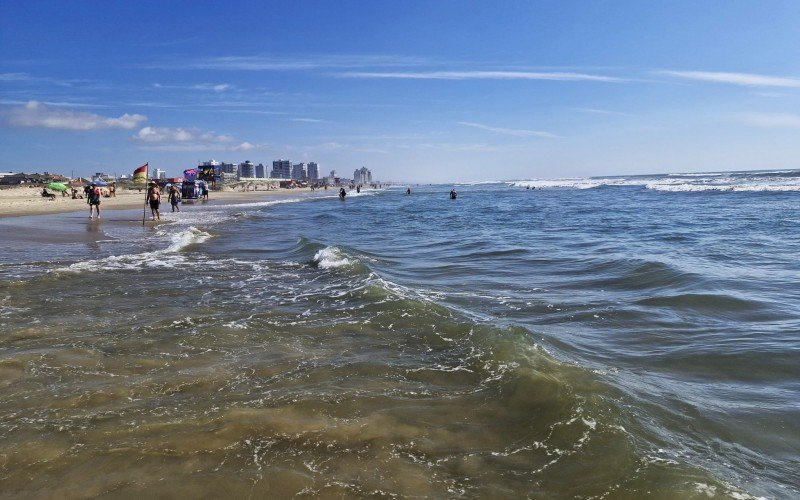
[91,179,109,187]
[47,182,68,192]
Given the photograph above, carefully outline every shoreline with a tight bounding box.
[0,186,314,219]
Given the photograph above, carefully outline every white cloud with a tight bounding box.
[0,73,32,82]
[232,141,256,151]
[155,54,429,71]
[571,107,631,116]
[459,121,560,138]
[339,71,622,82]
[742,113,800,128]
[7,101,146,130]
[132,126,262,151]
[153,82,233,92]
[658,70,800,88]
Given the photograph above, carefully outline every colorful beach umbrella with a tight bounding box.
[47,182,68,192]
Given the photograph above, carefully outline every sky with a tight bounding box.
[1,0,799,182]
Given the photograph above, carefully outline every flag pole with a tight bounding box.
[142,162,149,226]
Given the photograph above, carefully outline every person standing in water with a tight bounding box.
[406,187,411,195]
[339,187,346,199]
[87,183,101,219]
[168,184,180,212]
[148,183,162,220]
[450,189,457,199]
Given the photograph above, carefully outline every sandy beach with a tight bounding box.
[0,185,313,218]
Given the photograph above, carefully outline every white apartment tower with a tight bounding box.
[353,167,372,184]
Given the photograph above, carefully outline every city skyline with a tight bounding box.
[1,1,799,182]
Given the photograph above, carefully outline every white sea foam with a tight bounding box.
[313,246,353,269]
[60,227,212,273]
[163,226,212,253]
[511,173,800,192]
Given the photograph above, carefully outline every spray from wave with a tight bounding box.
[312,246,354,269]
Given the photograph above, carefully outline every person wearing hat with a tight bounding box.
[87,182,101,219]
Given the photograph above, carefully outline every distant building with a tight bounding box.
[307,162,319,183]
[153,168,166,180]
[0,173,27,185]
[291,163,307,181]
[353,167,372,184]
[221,162,237,175]
[239,161,255,178]
[271,159,292,179]
[255,163,266,178]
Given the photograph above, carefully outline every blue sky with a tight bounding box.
[1,1,799,182]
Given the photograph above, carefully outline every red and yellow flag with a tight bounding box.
[132,163,148,183]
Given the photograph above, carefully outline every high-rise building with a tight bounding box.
[353,167,372,184]
[221,162,238,175]
[291,163,307,181]
[153,168,166,180]
[239,161,255,178]
[307,162,319,182]
[255,163,266,178]
[271,159,291,179]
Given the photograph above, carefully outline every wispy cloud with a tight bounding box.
[7,101,146,130]
[132,126,260,151]
[658,70,800,88]
[741,113,800,128]
[459,121,560,138]
[148,54,429,71]
[0,72,98,88]
[291,118,329,123]
[570,107,631,116]
[153,83,233,92]
[751,91,787,98]
[340,71,623,82]
[0,73,32,82]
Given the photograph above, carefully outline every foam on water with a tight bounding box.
[2,177,797,498]
[511,170,800,192]
[312,246,354,268]
[59,226,212,272]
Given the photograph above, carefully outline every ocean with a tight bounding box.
[1,169,798,498]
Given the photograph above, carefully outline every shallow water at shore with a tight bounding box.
[1,175,798,498]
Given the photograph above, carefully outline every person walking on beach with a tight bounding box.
[148,183,161,220]
[168,184,180,212]
[87,183,101,219]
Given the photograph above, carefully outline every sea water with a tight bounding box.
[1,170,798,498]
